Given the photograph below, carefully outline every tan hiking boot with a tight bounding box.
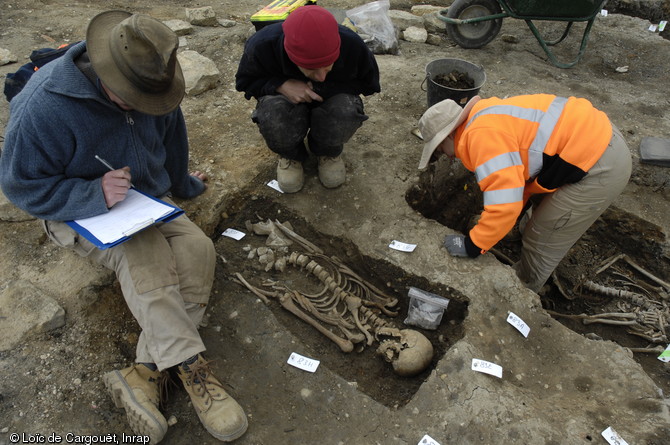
[103,365,168,443]
[318,155,346,188]
[277,157,304,193]
[177,355,248,442]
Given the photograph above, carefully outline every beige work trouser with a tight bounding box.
[514,125,632,293]
[44,205,215,370]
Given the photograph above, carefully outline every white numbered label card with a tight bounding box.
[507,312,530,337]
[266,179,284,193]
[418,434,441,445]
[601,427,629,445]
[471,358,503,378]
[287,352,320,373]
[221,228,245,240]
[389,240,417,252]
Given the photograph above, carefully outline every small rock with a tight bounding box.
[424,13,447,33]
[426,33,443,46]
[388,10,424,31]
[178,50,221,95]
[403,26,428,43]
[501,34,520,43]
[300,388,312,399]
[163,19,193,36]
[411,5,445,16]
[185,6,218,27]
[218,19,237,28]
[0,281,65,352]
[0,47,18,65]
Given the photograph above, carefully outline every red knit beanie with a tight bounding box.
[282,5,341,69]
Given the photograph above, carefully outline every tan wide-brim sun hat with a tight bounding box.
[86,10,185,115]
[417,95,481,169]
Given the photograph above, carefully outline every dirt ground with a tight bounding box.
[1,0,670,444]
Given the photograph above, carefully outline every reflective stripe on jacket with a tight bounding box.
[453,94,612,254]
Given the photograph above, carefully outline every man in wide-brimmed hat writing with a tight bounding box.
[0,10,247,443]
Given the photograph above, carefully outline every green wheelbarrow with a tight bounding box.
[438,0,608,68]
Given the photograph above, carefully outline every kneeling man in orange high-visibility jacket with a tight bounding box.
[417,94,632,293]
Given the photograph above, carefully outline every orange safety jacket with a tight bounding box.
[453,94,612,256]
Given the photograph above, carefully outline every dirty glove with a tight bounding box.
[443,234,468,257]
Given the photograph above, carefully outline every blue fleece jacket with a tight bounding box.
[0,41,205,221]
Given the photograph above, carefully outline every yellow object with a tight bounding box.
[341,17,357,32]
[251,0,315,25]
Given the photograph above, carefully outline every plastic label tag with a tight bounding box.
[222,228,245,240]
[267,179,284,193]
[601,427,629,445]
[389,240,416,252]
[507,312,530,337]
[471,359,503,378]
[418,434,441,445]
[600,9,608,16]
[287,352,320,373]
[657,344,670,362]
[659,20,667,32]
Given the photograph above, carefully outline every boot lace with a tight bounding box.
[155,371,174,410]
[183,358,225,398]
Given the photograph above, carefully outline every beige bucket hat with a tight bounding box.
[86,10,185,115]
[417,96,481,169]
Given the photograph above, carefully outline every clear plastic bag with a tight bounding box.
[346,0,398,54]
[403,287,450,330]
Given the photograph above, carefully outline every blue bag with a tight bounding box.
[3,42,80,102]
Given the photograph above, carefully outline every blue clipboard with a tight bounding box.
[65,189,184,250]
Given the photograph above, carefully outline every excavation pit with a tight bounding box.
[207,196,468,409]
[406,161,670,395]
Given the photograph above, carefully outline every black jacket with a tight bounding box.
[235,23,381,100]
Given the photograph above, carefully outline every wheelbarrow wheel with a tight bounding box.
[446,0,503,49]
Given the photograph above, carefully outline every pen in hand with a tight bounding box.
[95,155,134,188]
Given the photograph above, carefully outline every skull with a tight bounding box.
[376,328,434,377]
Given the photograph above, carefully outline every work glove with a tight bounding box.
[443,234,468,257]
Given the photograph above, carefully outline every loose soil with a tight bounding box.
[433,70,475,89]
[1,0,670,443]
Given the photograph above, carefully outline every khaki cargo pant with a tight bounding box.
[44,204,215,370]
[514,125,632,293]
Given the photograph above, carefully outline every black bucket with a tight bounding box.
[423,58,486,108]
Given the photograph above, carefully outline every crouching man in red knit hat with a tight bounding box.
[235,5,381,193]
